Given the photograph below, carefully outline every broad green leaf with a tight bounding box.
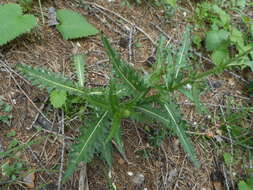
[211,46,229,65]
[73,54,85,87]
[56,9,99,40]
[212,5,230,26]
[175,27,191,78]
[0,3,37,46]
[238,180,253,190]
[205,30,229,51]
[230,28,245,51]
[64,112,108,181]
[50,90,67,108]
[135,105,200,167]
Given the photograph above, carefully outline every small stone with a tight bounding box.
[212,81,222,89]
[119,37,129,49]
[146,56,156,67]
[127,171,134,176]
[132,173,145,185]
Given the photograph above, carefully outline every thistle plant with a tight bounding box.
[16,28,253,181]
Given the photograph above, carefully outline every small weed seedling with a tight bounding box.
[194,1,253,70]
[17,27,253,181]
[0,97,12,126]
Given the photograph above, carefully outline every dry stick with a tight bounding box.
[208,79,235,189]
[90,6,128,35]
[0,60,73,139]
[128,26,135,64]
[80,0,155,45]
[57,110,65,190]
[173,157,186,190]
[0,60,31,86]
[38,0,45,25]
[2,63,52,126]
[27,146,50,175]
[92,11,124,36]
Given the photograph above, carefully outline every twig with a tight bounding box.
[79,0,155,45]
[38,0,45,25]
[1,62,52,126]
[128,25,135,64]
[57,110,65,190]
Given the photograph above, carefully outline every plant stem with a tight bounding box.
[170,47,253,91]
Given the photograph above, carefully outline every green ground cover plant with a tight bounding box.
[0,3,98,46]
[0,3,37,46]
[0,97,12,126]
[17,25,253,181]
[193,1,253,70]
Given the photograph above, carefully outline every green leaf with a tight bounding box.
[251,24,253,37]
[135,105,200,167]
[6,130,16,137]
[223,152,234,166]
[73,54,85,87]
[100,142,113,168]
[238,180,253,190]
[64,112,108,181]
[0,3,37,46]
[212,5,230,26]
[102,35,147,93]
[205,30,229,51]
[144,36,166,87]
[56,9,99,40]
[164,103,200,167]
[211,46,229,65]
[16,64,85,95]
[175,27,191,78]
[164,0,177,7]
[179,84,207,114]
[105,114,121,143]
[50,90,67,108]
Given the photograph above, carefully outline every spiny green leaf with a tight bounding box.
[64,112,108,181]
[144,36,166,87]
[102,35,147,93]
[175,27,191,78]
[100,142,113,168]
[16,64,85,94]
[50,90,67,108]
[135,105,200,168]
[73,54,85,87]
[164,103,199,167]
[56,9,99,40]
[105,114,121,143]
[0,3,37,46]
